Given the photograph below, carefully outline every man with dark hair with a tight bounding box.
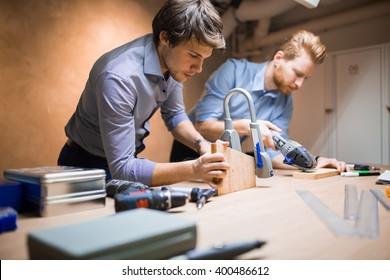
[58,0,229,188]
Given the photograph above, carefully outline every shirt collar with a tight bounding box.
[144,34,164,78]
[252,61,280,99]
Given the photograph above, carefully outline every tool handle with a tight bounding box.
[211,142,217,154]
[210,143,223,185]
[221,88,274,178]
[223,88,257,123]
[185,240,266,260]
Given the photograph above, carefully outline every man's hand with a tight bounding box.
[257,120,281,149]
[197,139,229,155]
[192,151,230,188]
[316,157,350,172]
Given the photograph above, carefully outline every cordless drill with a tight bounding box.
[106,179,188,212]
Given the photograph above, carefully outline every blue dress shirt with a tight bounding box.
[188,58,293,159]
[65,34,188,185]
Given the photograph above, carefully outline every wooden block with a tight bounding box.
[213,143,256,195]
[293,168,340,180]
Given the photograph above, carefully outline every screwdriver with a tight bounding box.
[211,143,223,185]
[197,188,216,210]
[159,186,215,209]
[170,240,266,260]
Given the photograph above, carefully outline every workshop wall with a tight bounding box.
[0,0,183,174]
[288,15,390,161]
[0,0,228,175]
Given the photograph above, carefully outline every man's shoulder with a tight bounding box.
[224,58,267,71]
[93,34,154,78]
[106,34,152,62]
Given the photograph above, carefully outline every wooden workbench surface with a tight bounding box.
[1,168,389,260]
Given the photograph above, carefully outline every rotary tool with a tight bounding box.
[271,131,317,170]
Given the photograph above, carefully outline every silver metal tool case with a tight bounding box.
[3,166,106,217]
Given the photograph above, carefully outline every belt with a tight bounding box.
[66,139,106,160]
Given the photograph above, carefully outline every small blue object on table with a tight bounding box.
[0,179,23,211]
[0,207,17,233]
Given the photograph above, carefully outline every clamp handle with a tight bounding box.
[221,88,273,178]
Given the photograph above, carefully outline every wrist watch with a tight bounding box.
[194,137,208,154]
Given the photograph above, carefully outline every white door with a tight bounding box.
[331,46,383,164]
[289,63,326,158]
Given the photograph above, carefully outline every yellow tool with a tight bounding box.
[210,143,222,185]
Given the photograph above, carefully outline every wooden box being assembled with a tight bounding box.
[212,143,256,195]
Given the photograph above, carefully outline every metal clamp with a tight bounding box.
[221,88,273,178]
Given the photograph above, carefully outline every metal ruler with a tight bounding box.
[297,184,380,239]
[355,190,378,239]
[370,189,390,211]
[344,184,358,220]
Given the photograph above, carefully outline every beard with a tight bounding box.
[273,68,297,94]
[164,64,189,83]
[161,47,193,83]
[161,48,181,82]
[167,70,183,82]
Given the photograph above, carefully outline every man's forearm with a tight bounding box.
[171,120,204,150]
[151,161,196,186]
[195,120,224,141]
[195,119,250,141]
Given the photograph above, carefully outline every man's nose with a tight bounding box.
[295,77,305,89]
[192,61,203,73]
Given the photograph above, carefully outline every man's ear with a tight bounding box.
[159,31,169,46]
[274,51,284,66]
[274,50,284,58]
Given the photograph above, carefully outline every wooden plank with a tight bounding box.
[212,142,256,195]
[293,168,340,179]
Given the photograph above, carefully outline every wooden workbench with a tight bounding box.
[1,168,389,260]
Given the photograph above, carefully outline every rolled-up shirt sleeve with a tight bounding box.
[96,73,156,185]
[160,82,189,131]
